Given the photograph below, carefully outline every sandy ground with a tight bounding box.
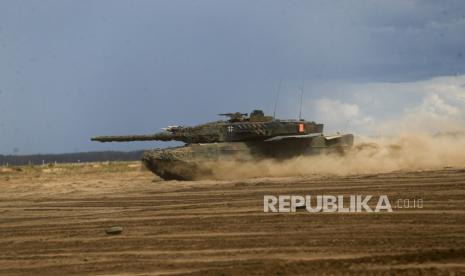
[1,162,465,275]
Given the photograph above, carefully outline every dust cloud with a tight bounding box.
[203,132,465,180]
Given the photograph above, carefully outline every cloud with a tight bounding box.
[414,93,460,117]
[380,92,465,134]
[310,98,374,134]
[380,76,465,134]
[303,75,465,136]
[314,99,360,121]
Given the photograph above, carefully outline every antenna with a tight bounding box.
[273,79,282,119]
[298,80,305,120]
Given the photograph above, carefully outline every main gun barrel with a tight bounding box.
[91,132,175,143]
[91,129,220,144]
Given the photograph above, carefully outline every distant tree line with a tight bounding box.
[0,151,145,166]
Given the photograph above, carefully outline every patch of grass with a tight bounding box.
[0,161,145,177]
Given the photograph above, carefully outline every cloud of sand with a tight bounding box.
[204,132,465,180]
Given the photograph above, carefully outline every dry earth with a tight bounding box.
[1,162,465,275]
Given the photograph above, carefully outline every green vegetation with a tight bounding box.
[0,150,144,166]
[0,161,144,177]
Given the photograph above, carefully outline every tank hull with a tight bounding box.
[142,134,354,180]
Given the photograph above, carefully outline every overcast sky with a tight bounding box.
[1,0,465,154]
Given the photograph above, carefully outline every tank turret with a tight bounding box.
[91,110,324,144]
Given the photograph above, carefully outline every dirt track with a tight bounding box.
[1,163,465,275]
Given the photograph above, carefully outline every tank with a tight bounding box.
[91,110,354,180]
